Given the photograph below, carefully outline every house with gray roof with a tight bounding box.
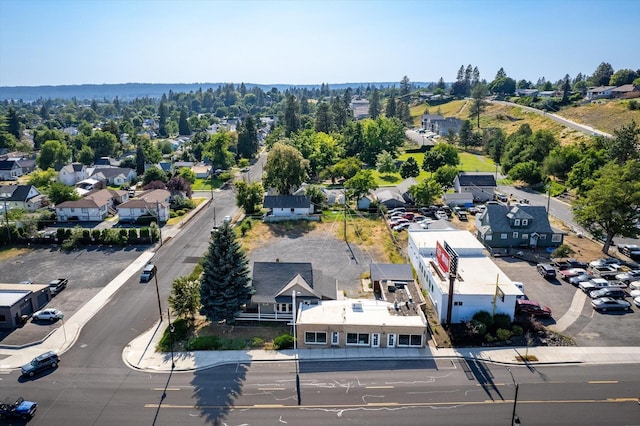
[90,167,137,186]
[0,159,22,180]
[0,185,45,212]
[241,261,337,322]
[116,189,170,223]
[263,195,315,221]
[475,204,564,249]
[374,177,417,209]
[586,85,616,100]
[453,172,497,202]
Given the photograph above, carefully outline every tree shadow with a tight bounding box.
[266,221,317,238]
[190,362,249,425]
[380,174,400,184]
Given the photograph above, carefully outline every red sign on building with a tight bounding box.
[436,241,450,274]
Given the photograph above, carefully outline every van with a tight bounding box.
[537,263,556,279]
[140,263,157,283]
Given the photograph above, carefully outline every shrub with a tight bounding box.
[170,211,178,218]
[128,228,138,241]
[56,228,66,242]
[511,325,524,336]
[551,244,574,258]
[493,313,511,330]
[156,318,189,352]
[82,229,91,243]
[484,333,495,343]
[472,310,494,329]
[185,335,221,351]
[140,227,150,239]
[92,229,101,242]
[629,100,638,110]
[250,337,265,348]
[273,333,294,350]
[466,319,487,337]
[496,328,512,341]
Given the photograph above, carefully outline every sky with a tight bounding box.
[0,0,638,87]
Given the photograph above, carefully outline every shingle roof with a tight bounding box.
[1,185,35,202]
[91,167,133,179]
[251,262,314,304]
[263,195,311,209]
[483,204,553,233]
[456,173,497,187]
[0,160,18,170]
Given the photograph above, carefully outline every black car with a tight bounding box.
[21,351,60,377]
[588,288,626,300]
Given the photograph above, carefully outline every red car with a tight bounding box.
[515,299,552,318]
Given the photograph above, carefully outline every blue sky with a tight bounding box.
[0,0,638,87]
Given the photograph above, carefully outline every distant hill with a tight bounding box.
[0,81,434,102]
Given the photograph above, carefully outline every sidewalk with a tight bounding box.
[123,317,640,373]
[2,196,640,373]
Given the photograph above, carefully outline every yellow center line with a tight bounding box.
[365,386,395,389]
[588,380,619,384]
[258,388,286,391]
[153,388,181,391]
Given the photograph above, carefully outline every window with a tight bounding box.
[453,301,463,306]
[82,208,88,213]
[0,314,6,322]
[398,334,423,347]
[522,234,528,240]
[514,219,520,226]
[305,332,327,344]
[276,303,290,313]
[331,332,339,345]
[512,232,519,239]
[539,234,547,240]
[501,233,508,239]
[486,234,493,241]
[346,333,370,346]
[552,234,562,242]
[522,219,528,226]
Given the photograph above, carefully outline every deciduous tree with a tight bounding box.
[344,169,377,202]
[376,150,396,175]
[168,276,201,322]
[263,142,309,195]
[235,180,264,214]
[409,178,443,206]
[47,182,80,205]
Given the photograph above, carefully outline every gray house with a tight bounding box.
[242,262,337,322]
[453,173,497,202]
[475,204,564,249]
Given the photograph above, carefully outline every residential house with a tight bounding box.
[515,88,539,97]
[586,85,616,100]
[374,177,417,209]
[453,173,497,202]
[58,163,88,186]
[241,262,337,322]
[90,167,137,186]
[55,188,126,222]
[475,203,564,249]
[263,195,315,221]
[191,164,212,179]
[0,185,45,212]
[611,84,640,99]
[116,189,171,223]
[421,115,464,136]
[8,157,36,174]
[93,157,117,168]
[356,193,376,211]
[0,159,22,180]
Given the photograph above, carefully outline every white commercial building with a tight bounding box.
[408,229,522,324]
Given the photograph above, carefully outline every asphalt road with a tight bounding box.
[5,360,638,425]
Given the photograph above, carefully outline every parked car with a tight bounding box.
[388,207,406,215]
[402,212,415,221]
[21,351,60,377]
[515,299,552,318]
[588,288,627,300]
[455,210,468,221]
[628,289,640,298]
[589,257,622,269]
[553,259,588,270]
[629,281,640,291]
[591,265,620,279]
[634,295,640,307]
[392,222,411,232]
[615,270,640,284]
[568,273,594,286]
[389,218,409,227]
[559,268,587,281]
[435,210,448,220]
[48,278,68,295]
[618,244,640,259]
[412,214,427,222]
[0,397,37,420]
[32,308,63,322]
[223,215,232,223]
[19,280,33,285]
[591,297,632,312]
[537,263,556,279]
[579,278,610,293]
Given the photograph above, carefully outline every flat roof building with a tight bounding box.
[407,229,522,324]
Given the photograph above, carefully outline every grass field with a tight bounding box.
[556,99,640,134]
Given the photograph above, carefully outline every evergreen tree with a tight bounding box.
[199,223,253,325]
[237,114,259,159]
[561,74,571,104]
[314,102,333,133]
[436,77,446,90]
[6,107,21,140]
[284,94,300,137]
[178,108,191,135]
[400,156,420,178]
[385,92,397,118]
[331,95,348,129]
[369,88,381,119]
[400,75,411,96]
[158,99,169,137]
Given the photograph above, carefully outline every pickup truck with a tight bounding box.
[48,278,68,296]
[0,397,37,420]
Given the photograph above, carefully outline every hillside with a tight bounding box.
[410,98,640,143]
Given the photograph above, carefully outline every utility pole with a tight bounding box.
[154,269,162,322]
[2,198,9,243]
[156,201,163,247]
[343,190,347,242]
[292,290,301,405]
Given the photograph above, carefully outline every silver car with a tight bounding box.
[32,308,64,322]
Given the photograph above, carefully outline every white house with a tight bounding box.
[263,195,314,220]
[0,160,23,180]
[0,185,45,212]
[586,85,616,100]
[90,167,137,186]
[55,189,117,222]
[407,229,522,324]
[116,189,171,223]
[58,163,88,186]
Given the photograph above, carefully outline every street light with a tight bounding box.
[506,367,520,425]
[167,308,175,370]
[292,290,301,405]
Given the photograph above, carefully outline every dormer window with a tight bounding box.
[514,219,520,226]
[522,219,528,226]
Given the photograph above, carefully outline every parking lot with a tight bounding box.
[0,246,149,346]
[494,256,640,347]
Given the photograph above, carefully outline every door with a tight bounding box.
[331,332,339,346]
[387,333,396,348]
[372,333,380,348]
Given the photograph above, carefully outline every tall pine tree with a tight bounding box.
[200,223,253,325]
[178,108,191,135]
[369,88,381,119]
[237,114,258,159]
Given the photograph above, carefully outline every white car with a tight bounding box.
[634,295,640,308]
[392,222,411,231]
[629,289,640,298]
[629,281,640,291]
[32,308,64,322]
[223,215,232,223]
[435,211,448,220]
